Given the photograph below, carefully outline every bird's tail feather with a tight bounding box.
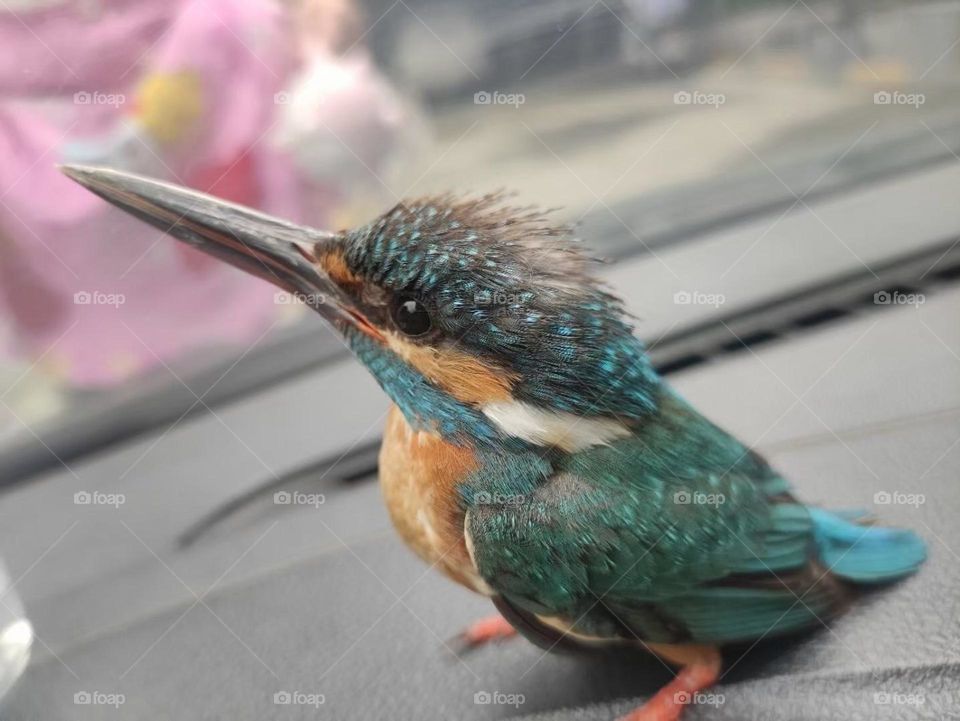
[809,507,927,583]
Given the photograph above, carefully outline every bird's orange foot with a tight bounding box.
[617,646,722,721]
[458,614,517,648]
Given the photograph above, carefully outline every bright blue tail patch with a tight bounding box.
[809,507,927,583]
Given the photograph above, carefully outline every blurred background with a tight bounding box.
[0,1,959,718]
[2,0,959,479]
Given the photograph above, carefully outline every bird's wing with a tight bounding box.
[465,396,850,645]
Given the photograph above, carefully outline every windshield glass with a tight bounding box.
[1,0,957,478]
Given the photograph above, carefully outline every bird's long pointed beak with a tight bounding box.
[60,164,374,336]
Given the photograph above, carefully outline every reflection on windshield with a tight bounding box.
[1,0,958,471]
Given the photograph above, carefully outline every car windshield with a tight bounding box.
[1,0,957,480]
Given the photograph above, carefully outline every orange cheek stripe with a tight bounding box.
[318,248,365,289]
[315,247,385,340]
[385,333,515,405]
[315,251,512,403]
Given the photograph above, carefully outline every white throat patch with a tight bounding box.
[481,400,629,452]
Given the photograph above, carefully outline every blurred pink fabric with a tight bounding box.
[0,0,426,388]
[272,49,418,229]
[0,0,301,386]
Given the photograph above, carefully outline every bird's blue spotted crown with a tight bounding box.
[338,194,662,425]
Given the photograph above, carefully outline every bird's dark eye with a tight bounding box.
[391,294,432,336]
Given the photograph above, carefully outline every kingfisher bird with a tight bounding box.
[61,165,927,721]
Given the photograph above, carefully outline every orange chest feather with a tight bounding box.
[378,406,490,594]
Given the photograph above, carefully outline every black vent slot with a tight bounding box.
[931,262,960,281]
[720,330,780,354]
[648,235,960,376]
[792,307,849,328]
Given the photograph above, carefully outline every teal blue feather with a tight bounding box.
[466,390,928,646]
[336,193,927,648]
[660,588,833,642]
[808,507,927,583]
[660,509,929,643]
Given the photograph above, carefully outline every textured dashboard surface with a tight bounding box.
[1,285,957,720]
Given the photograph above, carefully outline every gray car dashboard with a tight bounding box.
[1,163,959,719]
